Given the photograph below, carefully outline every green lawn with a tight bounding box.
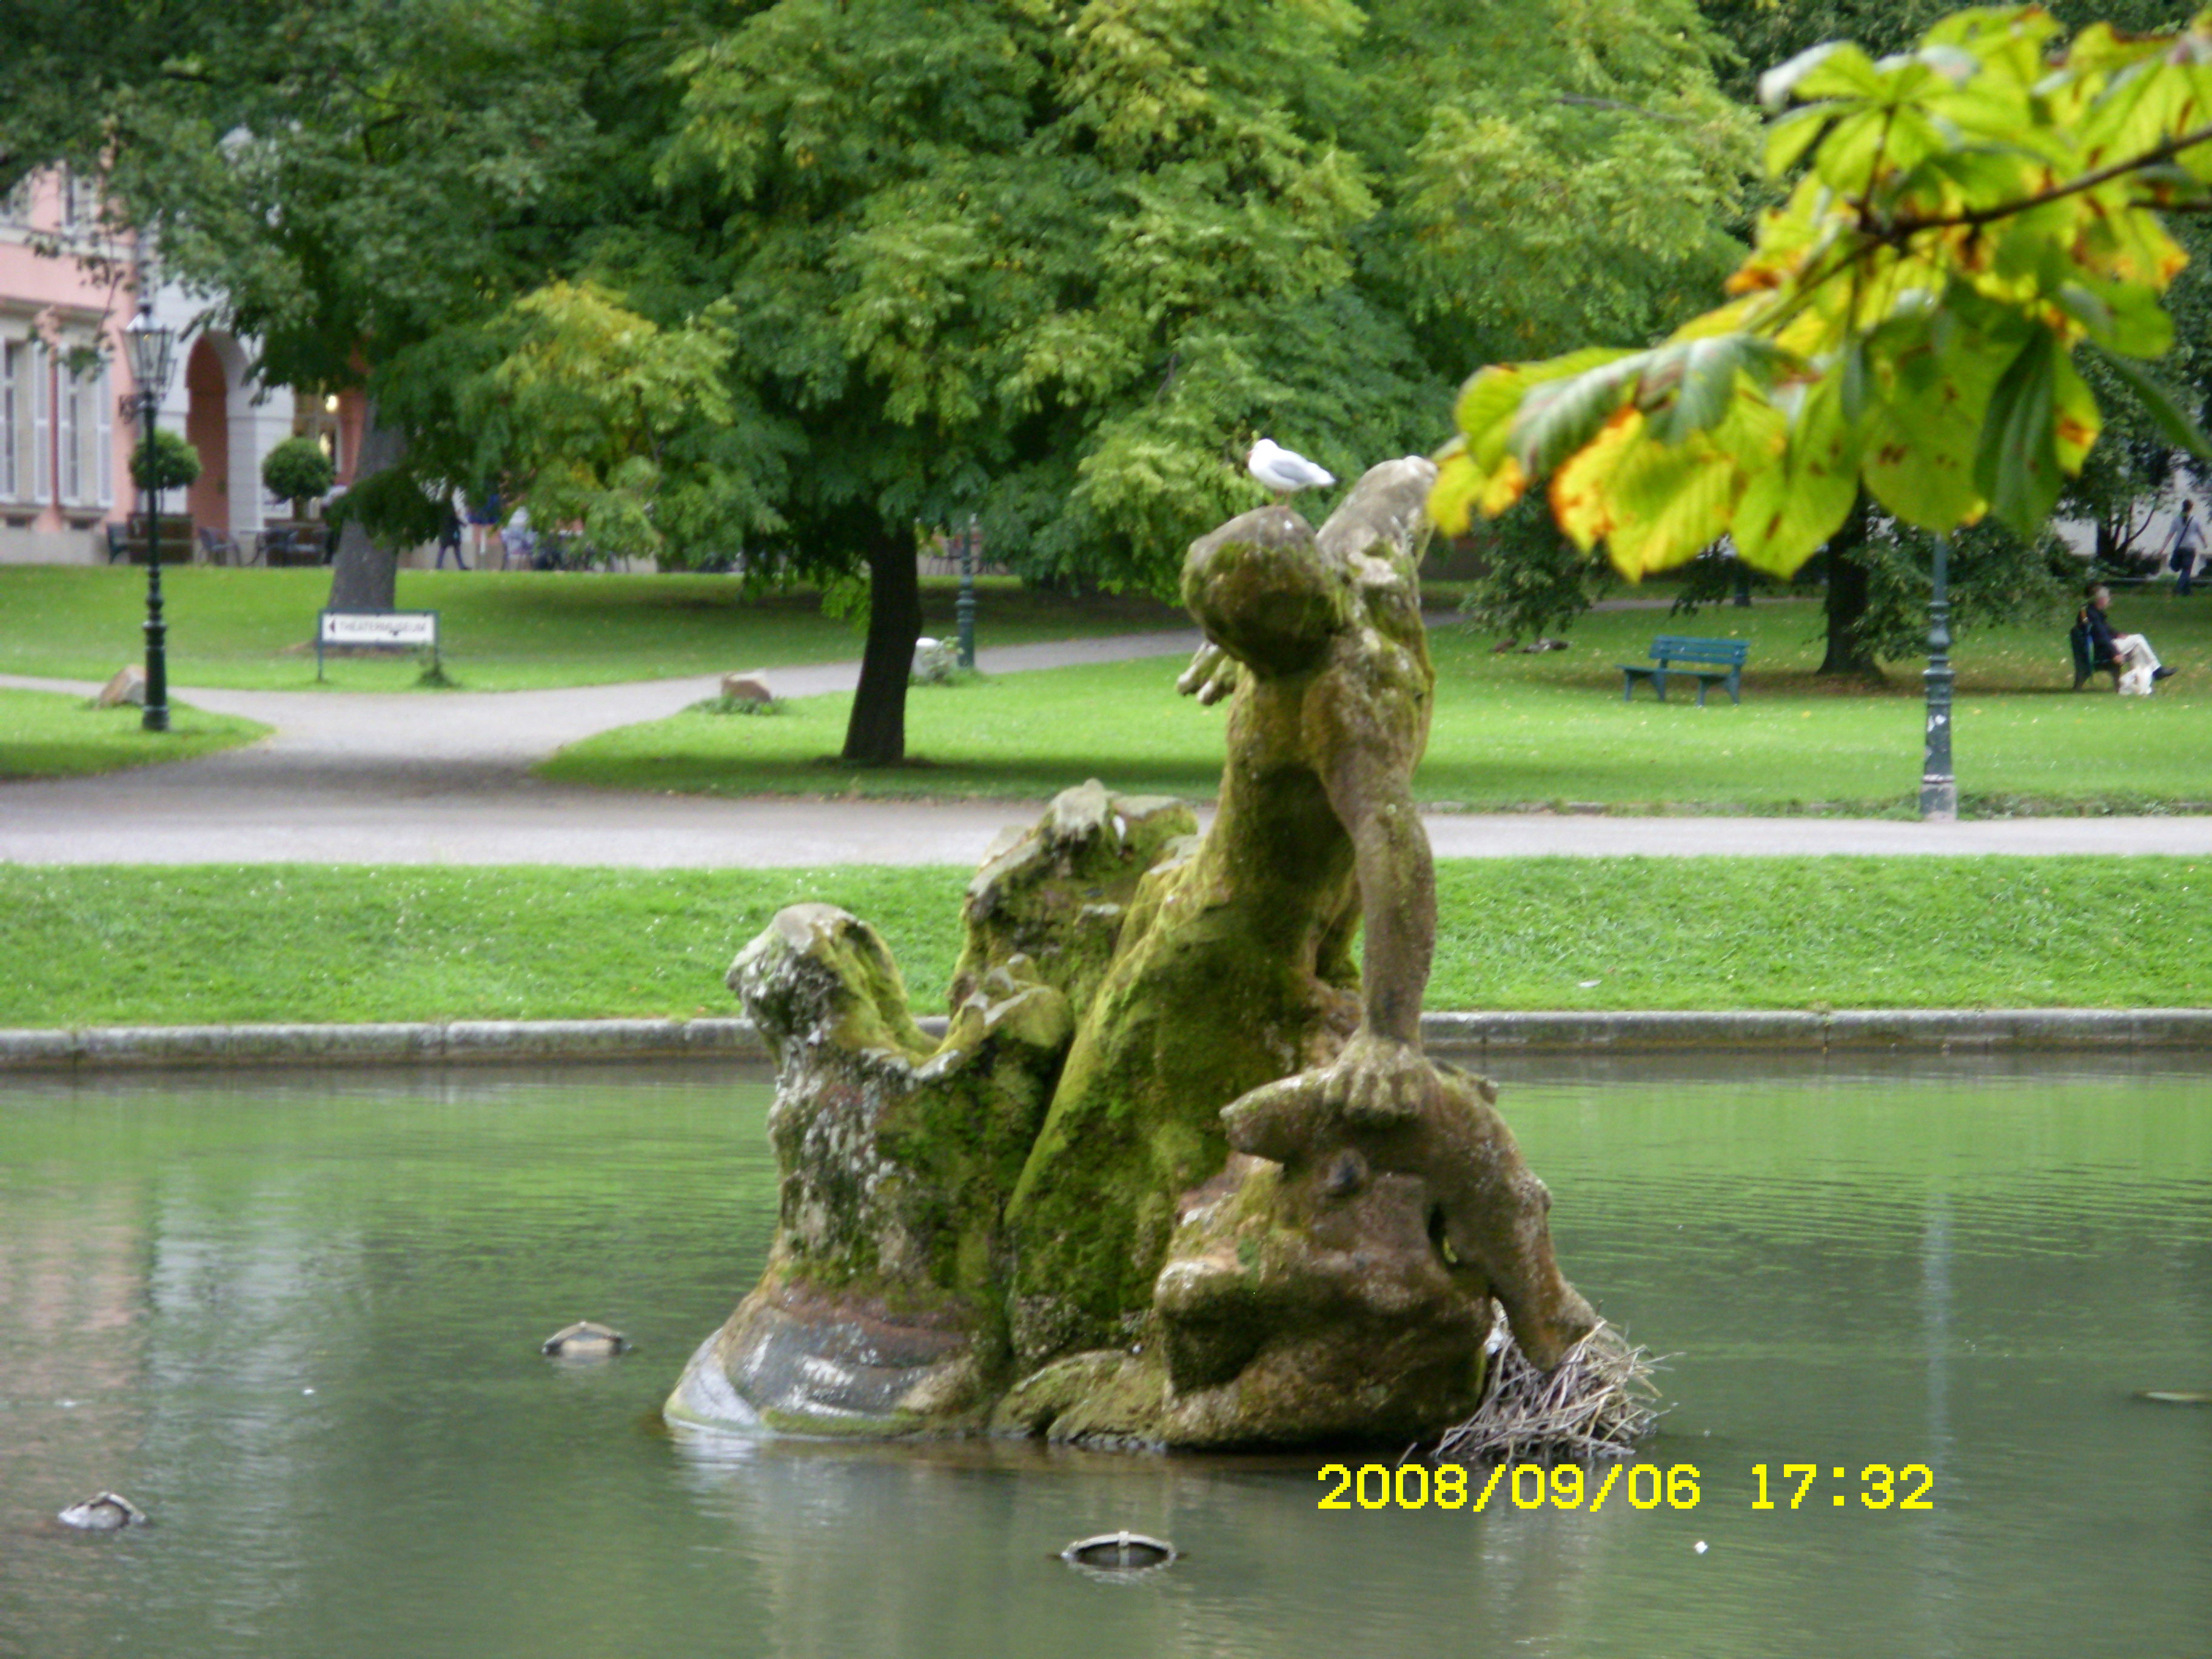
[0,566,1187,692]
[0,688,268,779]
[1,857,2204,1028]
[546,597,2212,814]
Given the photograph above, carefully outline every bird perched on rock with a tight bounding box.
[1247,438,1335,501]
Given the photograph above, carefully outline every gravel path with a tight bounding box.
[7,629,2211,866]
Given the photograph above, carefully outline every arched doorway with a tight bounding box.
[183,335,230,537]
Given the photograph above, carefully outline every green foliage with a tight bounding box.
[1452,497,1619,642]
[1671,496,2084,664]
[1362,0,1759,365]
[131,428,203,492]
[260,435,336,509]
[1439,6,2212,580]
[648,0,1433,590]
[1838,515,2083,660]
[483,281,740,561]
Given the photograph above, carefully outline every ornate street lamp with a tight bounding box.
[124,297,178,733]
[1920,537,1957,820]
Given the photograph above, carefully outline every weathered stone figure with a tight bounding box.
[668,457,1595,1447]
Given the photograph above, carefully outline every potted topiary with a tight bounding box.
[131,427,202,494]
[260,435,338,565]
[115,429,201,564]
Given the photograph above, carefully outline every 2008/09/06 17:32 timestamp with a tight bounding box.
[1316,1462,1937,1513]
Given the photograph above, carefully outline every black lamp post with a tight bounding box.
[1920,536,1957,820]
[124,298,178,734]
[956,513,978,671]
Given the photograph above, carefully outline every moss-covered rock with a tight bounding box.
[668,903,1069,1435]
[951,779,1196,1021]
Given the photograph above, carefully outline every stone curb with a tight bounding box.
[1,1008,2207,1073]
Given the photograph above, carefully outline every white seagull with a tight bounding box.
[1247,438,1335,501]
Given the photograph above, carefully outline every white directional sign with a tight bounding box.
[315,609,441,679]
[320,611,438,648]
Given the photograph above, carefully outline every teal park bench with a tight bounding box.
[1620,635,1750,706]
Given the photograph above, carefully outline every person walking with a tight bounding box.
[434,492,467,569]
[2163,498,2204,596]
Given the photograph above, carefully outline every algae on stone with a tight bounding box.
[667,791,1184,1435]
[671,456,1599,1450]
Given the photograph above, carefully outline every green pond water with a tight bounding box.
[2,1054,2207,1658]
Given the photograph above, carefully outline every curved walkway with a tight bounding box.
[7,631,2212,866]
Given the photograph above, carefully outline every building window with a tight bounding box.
[1,342,19,500]
[29,342,50,504]
[54,354,111,510]
[59,168,96,233]
[0,178,32,227]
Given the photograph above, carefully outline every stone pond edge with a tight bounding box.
[2,1008,2208,1071]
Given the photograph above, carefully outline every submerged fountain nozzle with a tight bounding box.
[58,1492,149,1531]
[1059,1529,1178,1573]
[541,1321,632,1359]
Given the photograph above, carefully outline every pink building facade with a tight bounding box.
[0,170,139,563]
[2,168,318,565]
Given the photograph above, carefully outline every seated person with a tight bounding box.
[2080,583,2176,694]
[503,506,538,569]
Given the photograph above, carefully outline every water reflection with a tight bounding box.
[1,1056,2207,1659]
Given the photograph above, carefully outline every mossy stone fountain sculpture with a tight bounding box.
[668,456,1598,1448]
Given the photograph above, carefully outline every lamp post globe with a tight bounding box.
[124,297,178,733]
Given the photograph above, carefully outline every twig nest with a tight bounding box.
[541,1321,631,1359]
[1059,1530,1178,1574]
[1430,1310,1664,1466]
[58,1492,148,1531]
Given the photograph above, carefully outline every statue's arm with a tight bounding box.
[1311,664,1436,1116]
[1332,759,1434,1044]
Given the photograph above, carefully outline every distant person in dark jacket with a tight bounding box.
[435,494,466,569]
[2082,583,2176,694]
[2163,498,2204,596]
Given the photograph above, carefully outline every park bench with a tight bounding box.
[103,514,194,565]
[1620,635,1749,706]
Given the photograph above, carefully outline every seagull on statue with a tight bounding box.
[1247,438,1335,502]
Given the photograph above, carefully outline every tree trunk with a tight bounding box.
[1817,492,1881,678]
[325,399,405,611]
[841,523,923,766]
